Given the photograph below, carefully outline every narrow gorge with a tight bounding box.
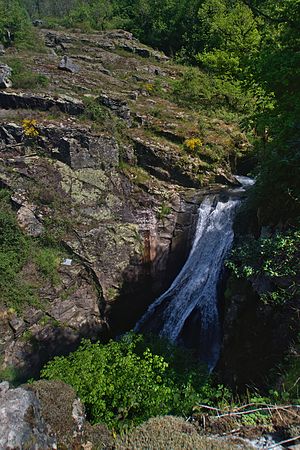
[0,3,299,447]
[135,177,254,370]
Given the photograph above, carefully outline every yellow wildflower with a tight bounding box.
[184,138,203,153]
[22,119,39,137]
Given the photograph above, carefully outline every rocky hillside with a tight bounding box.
[0,28,250,380]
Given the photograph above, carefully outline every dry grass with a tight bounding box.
[115,416,253,450]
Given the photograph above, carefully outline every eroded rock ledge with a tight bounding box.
[0,120,216,379]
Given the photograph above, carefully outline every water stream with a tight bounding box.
[135,177,254,370]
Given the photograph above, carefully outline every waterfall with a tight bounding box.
[135,178,254,371]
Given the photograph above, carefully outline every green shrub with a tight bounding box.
[82,96,108,122]
[0,363,22,385]
[0,189,63,311]
[171,67,253,115]
[227,231,300,280]
[41,333,222,430]
[0,0,33,47]
[35,248,61,284]
[271,335,300,403]
[226,230,300,305]
[184,138,203,155]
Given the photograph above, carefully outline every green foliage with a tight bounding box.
[227,231,300,279]
[240,410,271,426]
[82,96,109,122]
[275,335,300,402]
[63,0,114,31]
[0,362,22,385]
[34,248,61,284]
[21,0,76,19]
[0,191,38,311]
[0,0,35,48]
[8,58,49,89]
[157,203,171,221]
[41,333,227,430]
[226,230,300,305]
[171,66,255,115]
[0,189,63,312]
[196,0,262,77]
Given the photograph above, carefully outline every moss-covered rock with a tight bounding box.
[27,380,84,449]
[116,416,253,450]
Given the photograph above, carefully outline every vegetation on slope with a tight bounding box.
[15,0,299,223]
[0,190,62,312]
[41,332,229,430]
[0,0,299,440]
[227,230,300,305]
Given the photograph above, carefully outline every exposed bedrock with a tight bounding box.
[0,27,251,380]
[0,121,213,379]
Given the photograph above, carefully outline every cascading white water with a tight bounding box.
[135,178,254,371]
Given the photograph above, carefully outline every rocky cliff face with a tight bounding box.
[0,28,249,379]
[218,210,300,389]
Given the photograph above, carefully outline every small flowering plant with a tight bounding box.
[183,137,203,154]
[22,119,39,138]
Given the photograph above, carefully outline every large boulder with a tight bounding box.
[17,206,45,237]
[27,380,114,449]
[0,382,56,449]
[58,55,80,74]
[27,380,85,449]
[0,91,84,114]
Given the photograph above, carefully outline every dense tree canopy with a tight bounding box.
[0,0,33,47]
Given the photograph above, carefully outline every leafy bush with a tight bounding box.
[275,335,300,402]
[226,230,300,305]
[0,0,33,47]
[62,0,114,31]
[82,96,108,122]
[41,333,225,430]
[227,231,300,280]
[156,203,171,221]
[184,138,203,154]
[22,118,39,137]
[171,67,254,115]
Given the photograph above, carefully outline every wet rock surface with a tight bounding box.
[218,208,300,389]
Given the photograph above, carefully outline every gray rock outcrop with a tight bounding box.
[17,206,45,237]
[0,382,56,449]
[58,55,80,73]
[0,64,12,89]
